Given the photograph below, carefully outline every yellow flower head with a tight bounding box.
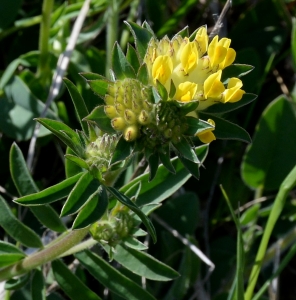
[208,36,236,69]
[223,78,245,103]
[152,55,173,85]
[174,82,198,102]
[196,119,216,143]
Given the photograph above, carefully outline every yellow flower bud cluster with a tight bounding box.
[89,210,135,247]
[85,134,118,170]
[144,26,245,111]
[104,78,154,142]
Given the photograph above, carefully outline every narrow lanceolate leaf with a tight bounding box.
[106,187,157,243]
[36,118,84,156]
[52,260,102,300]
[31,269,46,300]
[137,63,149,85]
[178,155,200,180]
[0,196,42,248]
[124,21,153,61]
[221,64,254,82]
[87,79,110,98]
[72,186,108,229]
[80,72,107,81]
[15,172,83,206]
[0,241,26,268]
[202,93,257,114]
[112,42,136,79]
[83,106,116,134]
[63,78,89,135]
[159,149,175,174]
[126,44,140,73]
[122,237,148,250]
[147,153,159,182]
[65,155,89,170]
[173,137,199,163]
[76,250,156,300]
[199,113,252,143]
[108,244,179,281]
[61,172,101,217]
[10,143,66,233]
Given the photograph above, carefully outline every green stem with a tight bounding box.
[105,0,119,78]
[245,165,296,300]
[0,227,89,282]
[59,238,97,258]
[37,0,54,84]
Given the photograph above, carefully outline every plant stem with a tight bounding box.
[245,165,296,300]
[0,227,89,282]
[37,0,54,84]
[105,0,119,78]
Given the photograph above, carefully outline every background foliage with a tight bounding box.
[0,0,296,299]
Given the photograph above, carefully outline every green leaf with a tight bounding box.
[36,118,84,156]
[5,273,30,291]
[156,80,168,101]
[10,143,67,232]
[52,259,102,300]
[152,87,162,104]
[169,80,176,99]
[242,95,296,190]
[110,136,133,165]
[108,244,179,281]
[122,237,148,250]
[126,44,140,73]
[87,79,110,98]
[124,21,153,61]
[75,250,156,300]
[66,147,84,178]
[31,270,46,300]
[83,106,116,134]
[0,195,42,248]
[106,187,157,243]
[221,64,254,82]
[63,78,89,135]
[80,72,106,81]
[184,117,214,136]
[178,155,200,180]
[0,241,26,268]
[72,186,108,229]
[61,172,101,217]
[202,93,257,114]
[147,152,159,182]
[15,172,83,206]
[173,137,199,163]
[65,155,89,170]
[240,204,260,226]
[159,148,175,174]
[137,63,149,85]
[199,113,251,143]
[120,145,208,206]
[112,42,136,80]
[174,100,199,115]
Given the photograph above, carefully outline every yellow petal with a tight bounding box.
[195,26,208,57]
[196,119,216,143]
[181,42,198,73]
[220,48,236,69]
[223,78,245,102]
[204,70,225,98]
[174,82,198,102]
[152,55,173,85]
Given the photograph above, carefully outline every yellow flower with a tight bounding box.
[204,70,225,99]
[152,55,173,85]
[174,82,198,102]
[223,78,245,103]
[180,41,199,74]
[196,119,216,143]
[208,36,236,69]
[194,26,208,57]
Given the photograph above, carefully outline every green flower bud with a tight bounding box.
[114,211,134,238]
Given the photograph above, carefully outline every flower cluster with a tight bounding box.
[144,26,245,110]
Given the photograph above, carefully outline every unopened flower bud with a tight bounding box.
[111,117,126,130]
[124,126,138,141]
[104,105,117,119]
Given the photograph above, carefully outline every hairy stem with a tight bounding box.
[0,227,89,282]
